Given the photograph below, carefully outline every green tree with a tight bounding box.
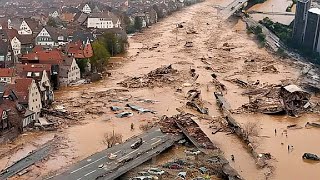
[76,59,88,74]
[102,32,128,56]
[90,41,110,72]
[134,16,143,31]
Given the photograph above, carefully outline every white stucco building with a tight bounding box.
[87,12,121,29]
[11,36,21,56]
[35,28,55,47]
[18,20,33,35]
[59,57,81,86]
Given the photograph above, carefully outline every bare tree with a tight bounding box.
[102,131,123,148]
[243,122,260,139]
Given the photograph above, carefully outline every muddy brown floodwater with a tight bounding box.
[1,0,319,179]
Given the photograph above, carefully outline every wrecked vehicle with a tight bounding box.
[131,138,143,149]
[186,101,208,114]
[147,168,165,175]
[110,106,122,111]
[126,104,156,114]
[162,162,183,169]
[116,112,134,118]
[302,153,320,161]
[108,153,117,160]
[185,149,201,155]
[185,41,193,47]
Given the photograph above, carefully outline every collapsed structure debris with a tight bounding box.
[227,78,249,88]
[240,84,311,116]
[159,113,242,180]
[214,92,270,168]
[262,65,278,73]
[305,122,320,128]
[186,29,198,34]
[186,89,209,114]
[118,65,182,88]
[280,85,311,116]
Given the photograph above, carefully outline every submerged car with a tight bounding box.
[302,153,320,161]
[130,176,153,180]
[185,149,201,155]
[162,162,183,169]
[148,168,165,175]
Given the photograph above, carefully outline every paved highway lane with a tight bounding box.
[0,142,52,179]
[50,128,181,180]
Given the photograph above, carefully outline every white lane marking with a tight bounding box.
[70,156,106,174]
[114,150,121,154]
[76,177,82,180]
[151,139,162,146]
[117,149,139,162]
[84,170,97,177]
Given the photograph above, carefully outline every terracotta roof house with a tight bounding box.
[17,64,54,107]
[59,56,81,86]
[12,78,42,118]
[20,50,63,65]
[0,84,36,133]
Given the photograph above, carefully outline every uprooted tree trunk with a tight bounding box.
[102,131,123,148]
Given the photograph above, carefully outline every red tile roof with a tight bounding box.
[13,78,33,103]
[66,41,93,59]
[16,64,51,80]
[4,29,19,40]
[21,50,63,65]
[0,68,14,77]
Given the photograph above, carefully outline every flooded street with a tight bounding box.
[1,0,319,179]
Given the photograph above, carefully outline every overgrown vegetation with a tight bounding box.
[259,17,292,44]
[247,25,266,46]
[101,32,127,56]
[90,40,110,72]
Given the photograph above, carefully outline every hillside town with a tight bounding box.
[0,0,319,180]
[0,0,203,143]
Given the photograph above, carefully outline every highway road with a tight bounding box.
[50,128,182,180]
[0,142,52,179]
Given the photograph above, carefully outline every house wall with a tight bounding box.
[18,20,32,35]
[87,18,114,29]
[68,59,81,84]
[27,80,42,117]
[23,114,35,128]
[39,70,54,103]
[0,76,13,83]
[35,28,55,47]
[11,37,21,56]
